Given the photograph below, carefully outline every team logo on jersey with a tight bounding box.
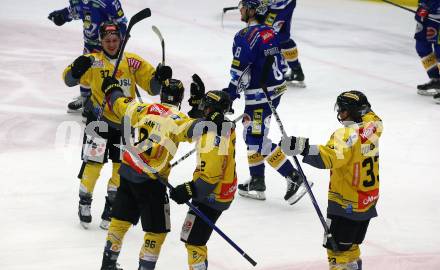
[259,29,274,44]
[127,58,142,73]
[427,27,437,40]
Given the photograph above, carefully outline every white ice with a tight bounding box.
[1,0,439,269]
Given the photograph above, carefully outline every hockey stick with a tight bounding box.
[170,114,244,168]
[78,8,151,178]
[152,25,165,65]
[221,6,239,28]
[259,55,338,251]
[381,0,440,24]
[120,144,257,266]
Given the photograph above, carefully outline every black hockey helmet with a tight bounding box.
[160,79,185,107]
[99,21,121,40]
[239,0,269,22]
[200,90,232,114]
[335,90,371,122]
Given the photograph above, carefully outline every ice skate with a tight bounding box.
[67,96,85,113]
[417,79,440,96]
[285,171,313,205]
[78,196,92,229]
[434,92,440,104]
[100,196,112,230]
[238,176,266,200]
[285,65,306,88]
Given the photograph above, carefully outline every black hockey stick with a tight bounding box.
[170,114,244,168]
[119,144,257,266]
[152,25,165,65]
[381,0,440,23]
[221,6,239,28]
[78,8,152,178]
[259,55,338,252]
[223,6,239,13]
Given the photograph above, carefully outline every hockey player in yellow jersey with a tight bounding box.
[169,90,237,270]
[280,90,382,270]
[62,21,172,230]
[98,76,224,270]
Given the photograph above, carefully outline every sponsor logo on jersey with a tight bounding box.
[147,103,171,116]
[169,114,181,120]
[92,60,104,68]
[219,178,237,200]
[265,13,276,26]
[214,136,221,147]
[232,59,240,67]
[137,106,146,112]
[359,123,377,143]
[427,27,437,40]
[358,188,379,209]
[259,29,275,44]
[115,69,124,78]
[127,58,142,73]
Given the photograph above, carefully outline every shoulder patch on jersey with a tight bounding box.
[346,132,358,147]
[359,123,377,143]
[265,13,276,26]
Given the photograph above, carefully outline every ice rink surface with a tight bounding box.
[1,0,439,269]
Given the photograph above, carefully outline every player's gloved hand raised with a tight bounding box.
[154,63,172,83]
[279,136,310,156]
[415,5,429,22]
[71,55,93,79]
[221,88,236,115]
[170,181,195,204]
[188,74,205,118]
[101,76,122,96]
[48,9,69,26]
[205,111,234,136]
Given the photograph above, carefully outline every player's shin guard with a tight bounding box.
[327,244,362,270]
[100,163,121,230]
[101,219,131,269]
[186,244,208,270]
[138,232,167,270]
[80,162,104,194]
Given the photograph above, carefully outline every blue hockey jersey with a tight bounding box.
[226,22,287,106]
[61,0,127,46]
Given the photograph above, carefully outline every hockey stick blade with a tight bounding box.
[152,25,165,64]
[223,6,238,13]
[128,8,151,31]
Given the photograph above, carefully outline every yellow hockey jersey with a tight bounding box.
[109,96,196,181]
[63,51,157,125]
[192,126,237,211]
[304,111,383,220]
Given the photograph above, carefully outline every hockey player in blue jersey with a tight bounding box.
[265,0,305,87]
[221,0,312,204]
[414,0,440,103]
[48,0,128,113]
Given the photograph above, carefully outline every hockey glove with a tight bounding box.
[170,181,195,204]
[48,9,69,26]
[188,74,205,118]
[205,111,234,136]
[101,76,122,95]
[71,55,93,79]
[154,63,172,83]
[221,88,236,114]
[415,5,429,22]
[280,136,310,156]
